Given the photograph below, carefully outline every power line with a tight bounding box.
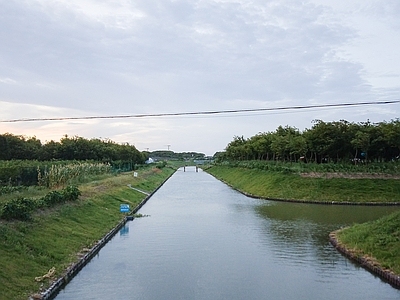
[1,100,399,123]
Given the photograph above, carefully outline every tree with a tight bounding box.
[0,133,39,160]
[248,133,273,160]
[379,119,400,161]
[225,136,247,160]
[270,126,302,161]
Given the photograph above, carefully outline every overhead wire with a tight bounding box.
[0,100,399,123]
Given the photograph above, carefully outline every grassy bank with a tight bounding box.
[206,164,400,282]
[0,165,175,300]
[205,165,400,203]
[333,210,400,276]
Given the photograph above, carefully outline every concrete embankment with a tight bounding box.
[34,169,175,300]
[329,231,400,289]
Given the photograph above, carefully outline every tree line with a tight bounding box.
[220,119,400,163]
[147,150,206,160]
[0,134,146,164]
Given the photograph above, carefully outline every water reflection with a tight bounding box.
[254,201,400,279]
[55,167,400,300]
[119,224,129,236]
[255,201,398,225]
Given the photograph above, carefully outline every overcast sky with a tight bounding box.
[1,0,399,155]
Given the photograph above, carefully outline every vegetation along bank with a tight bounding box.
[205,163,400,287]
[330,212,400,288]
[0,164,175,300]
[206,163,400,204]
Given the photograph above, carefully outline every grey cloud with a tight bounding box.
[1,0,399,154]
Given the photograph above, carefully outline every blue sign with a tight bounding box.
[120,204,130,213]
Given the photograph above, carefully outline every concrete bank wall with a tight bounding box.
[329,231,400,289]
[35,169,176,300]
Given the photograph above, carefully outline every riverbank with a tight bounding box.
[205,165,400,204]
[205,165,400,287]
[0,166,175,300]
[330,211,400,288]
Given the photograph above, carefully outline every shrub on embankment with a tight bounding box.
[206,165,400,203]
[0,166,175,300]
[217,160,400,176]
[333,210,400,276]
[0,186,81,221]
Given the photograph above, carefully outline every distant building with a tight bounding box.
[145,157,155,164]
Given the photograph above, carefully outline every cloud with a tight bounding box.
[310,0,400,89]
[1,0,399,155]
[0,78,17,84]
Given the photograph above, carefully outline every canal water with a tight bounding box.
[55,167,400,300]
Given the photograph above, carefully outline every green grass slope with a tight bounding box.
[335,210,400,276]
[206,165,400,203]
[206,164,400,282]
[0,166,175,300]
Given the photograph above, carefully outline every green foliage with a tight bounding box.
[0,162,39,186]
[218,160,400,175]
[1,186,81,221]
[156,161,167,169]
[38,162,112,188]
[0,134,146,170]
[0,185,27,195]
[0,166,175,300]
[133,213,150,218]
[0,134,207,187]
[61,185,81,202]
[0,133,41,160]
[0,160,108,187]
[337,211,400,274]
[1,197,38,221]
[0,159,141,187]
[42,191,63,207]
[206,165,400,203]
[221,119,400,163]
[149,150,206,160]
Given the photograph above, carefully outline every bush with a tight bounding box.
[0,186,27,196]
[61,185,81,202]
[1,197,38,221]
[1,186,81,221]
[42,186,80,206]
[156,161,167,169]
[42,190,63,207]
[216,160,400,175]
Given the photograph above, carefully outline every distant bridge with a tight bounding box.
[183,165,200,172]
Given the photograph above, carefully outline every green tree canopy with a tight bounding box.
[222,119,400,163]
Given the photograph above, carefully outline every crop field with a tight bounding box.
[0,160,113,188]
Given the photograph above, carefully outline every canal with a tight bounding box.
[55,166,400,300]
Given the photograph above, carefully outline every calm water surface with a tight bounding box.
[55,167,400,300]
